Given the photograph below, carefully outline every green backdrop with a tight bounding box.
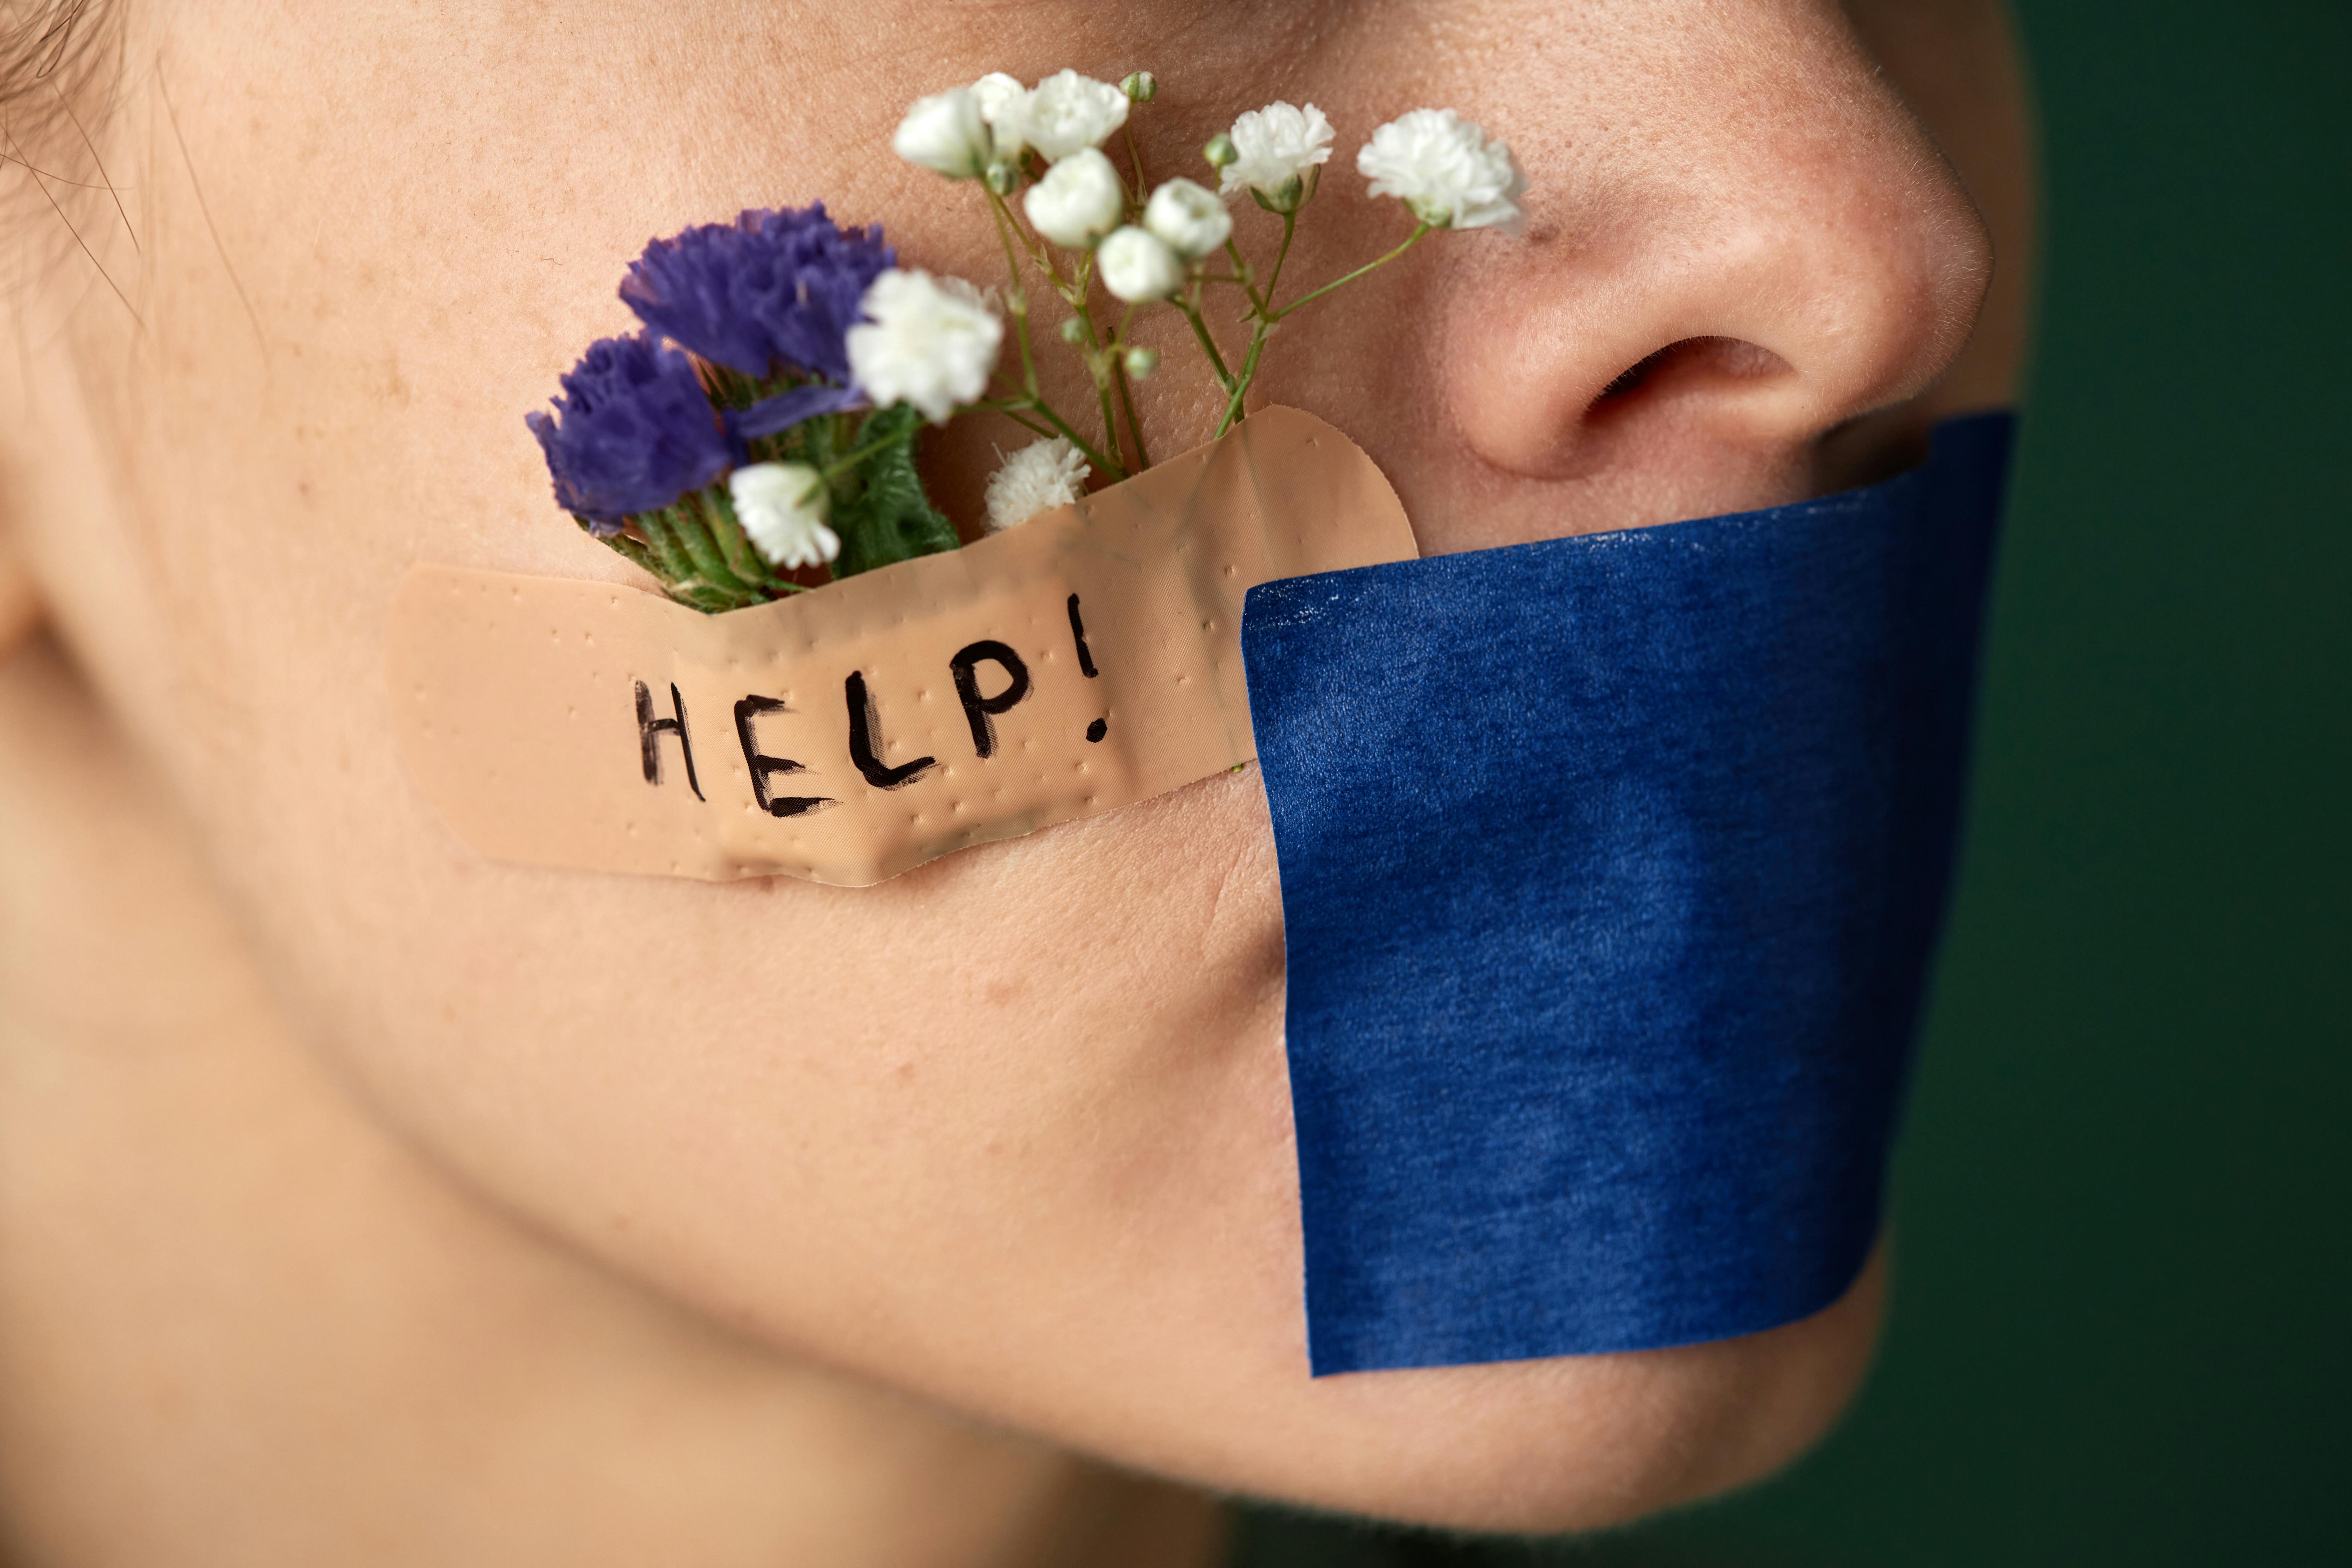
[1236,1,2351,1561]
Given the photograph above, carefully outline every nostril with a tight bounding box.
[1589,336,1794,418]
[1597,345,1676,402]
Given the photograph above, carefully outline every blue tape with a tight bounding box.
[1240,414,2014,1375]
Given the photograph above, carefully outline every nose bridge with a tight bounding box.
[1449,37,1991,485]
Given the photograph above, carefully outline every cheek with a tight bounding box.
[48,68,1303,1367]
[225,734,1292,1330]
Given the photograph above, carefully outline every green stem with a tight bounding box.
[981,398,1118,477]
[1221,237,1268,315]
[1036,398,1122,479]
[1262,210,1299,310]
[1208,229,1282,436]
[690,488,779,594]
[1121,121,1150,206]
[1177,294,1236,388]
[978,398,1062,442]
[636,511,698,588]
[1271,222,1432,321]
[665,503,756,602]
[985,188,1124,477]
[1059,280,1127,476]
[1094,374,1126,472]
[1111,304,1149,470]
[985,189,1042,394]
[638,515,731,611]
[1114,367,1148,470]
[592,526,658,577]
[819,433,901,479]
[1216,330,1270,437]
[1210,217,1426,439]
[998,185,1066,280]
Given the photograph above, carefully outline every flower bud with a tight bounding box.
[1203,132,1237,170]
[1251,174,1306,215]
[1058,316,1088,345]
[1022,146,1126,249]
[1097,226,1185,303]
[892,88,991,180]
[1143,177,1232,260]
[1121,71,1157,103]
[1124,344,1159,379]
[985,159,1019,195]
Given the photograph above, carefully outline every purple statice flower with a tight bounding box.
[620,204,895,385]
[525,332,730,530]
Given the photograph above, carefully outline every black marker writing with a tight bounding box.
[949,640,1033,759]
[845,671,936,789]
[1066,593,1099,678]
[733,695,833,817]
[634,679,704,801]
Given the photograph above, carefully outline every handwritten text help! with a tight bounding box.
[388,409,1415,886]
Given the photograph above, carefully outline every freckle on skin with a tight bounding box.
[381,354,411,408]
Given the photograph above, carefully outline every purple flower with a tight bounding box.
[620,205,895,384]
[525,332,729,528]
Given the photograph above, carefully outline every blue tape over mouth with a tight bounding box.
[1239,413,2015,1376]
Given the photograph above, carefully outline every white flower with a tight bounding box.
[1143,177,1232,260]
[1219,102,1335,205]
[729,462,838,570]
[1097,226,1184,302]
[984,437,1091,532]
[894,88,992,179]
[1023,69,1129,162]
[1023,147,1126,248]
[846,269,1004,425]
[1356,108,1527,233]
[972,71,1030,159]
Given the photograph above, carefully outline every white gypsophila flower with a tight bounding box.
[894,88,992,178]
[1218,102,1335,203]
[984,436,1091,532]
[972,71,1030,159]
[1023,69,1129,162]
[1097,225,1185,302]
[1023,147,1126,248]
[729,462,839,570]
[846,269,1004,425]
[1356,108,1527,232]
[1143,177,1232,260]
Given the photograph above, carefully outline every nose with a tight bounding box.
[1443,18,1993,521]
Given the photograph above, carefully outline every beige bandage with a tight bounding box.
[386,407,1415,886]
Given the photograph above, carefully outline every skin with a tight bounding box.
[0,0,2031,1560]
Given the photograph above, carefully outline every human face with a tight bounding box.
[0,0,2026,1531]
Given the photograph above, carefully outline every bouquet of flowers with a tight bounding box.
[529,69,1525,613]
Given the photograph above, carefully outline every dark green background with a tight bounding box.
[1237,1,2350,1561]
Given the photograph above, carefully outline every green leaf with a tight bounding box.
[828,403,961,579]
